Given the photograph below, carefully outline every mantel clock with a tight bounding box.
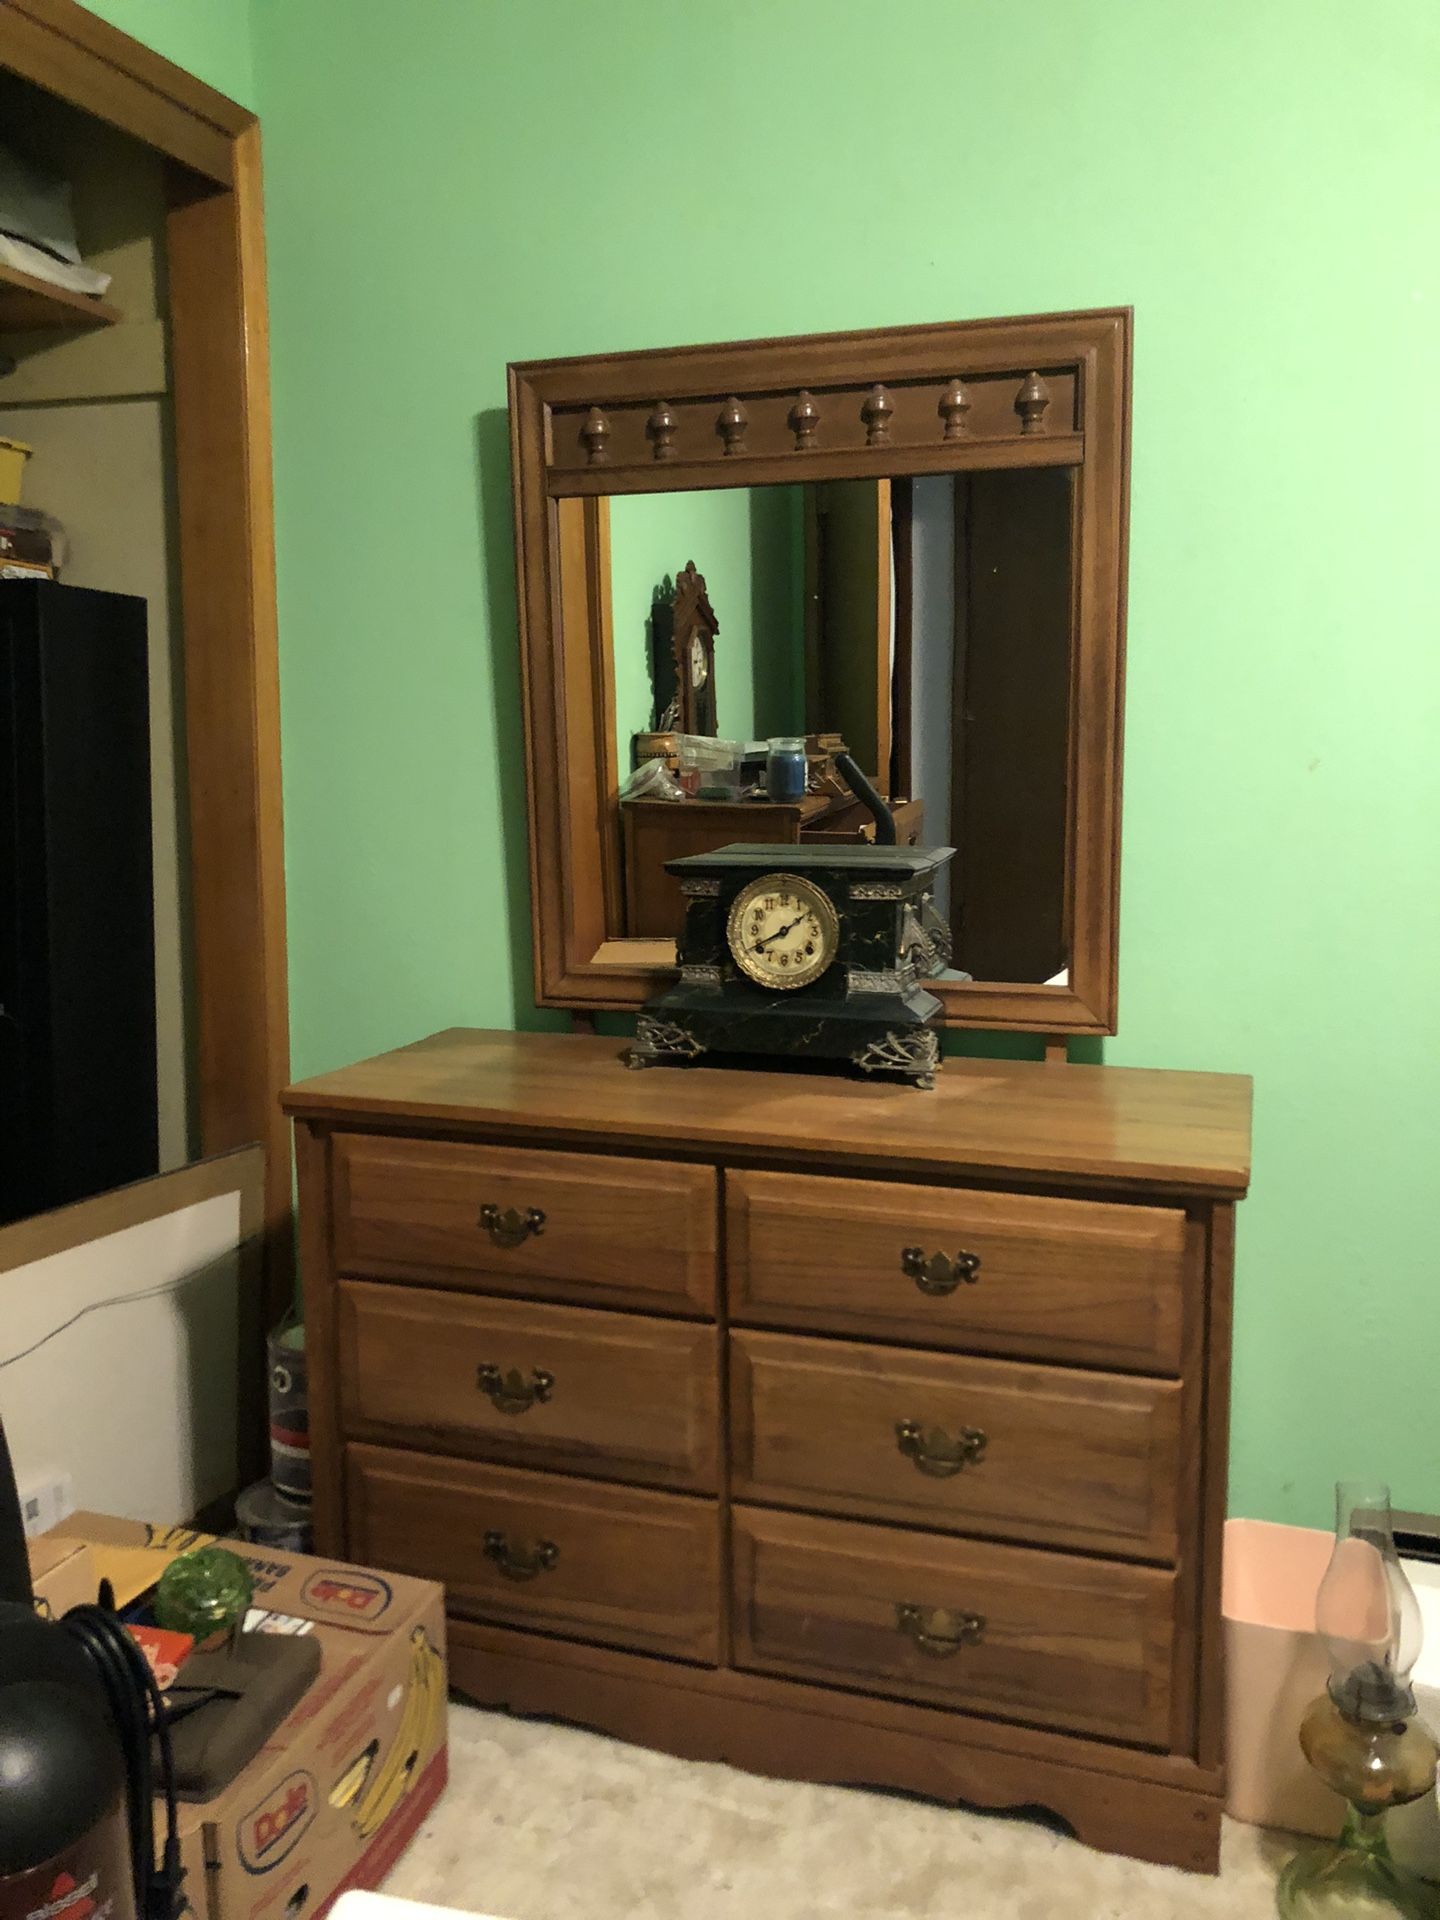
[626,842,959,1088]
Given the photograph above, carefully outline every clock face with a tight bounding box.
[726,873,840,991]
[689,634,708,689]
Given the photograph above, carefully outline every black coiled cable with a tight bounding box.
[62,1603,183,1920]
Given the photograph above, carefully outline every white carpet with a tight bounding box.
[384,1703,1292,1919]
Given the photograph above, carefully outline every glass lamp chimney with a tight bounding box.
[1316,1481,1424,1723]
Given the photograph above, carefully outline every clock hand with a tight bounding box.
[750,914,806,954]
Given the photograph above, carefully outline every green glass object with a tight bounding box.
[154,1545,254,1645]
[1277,1807,1439,1919]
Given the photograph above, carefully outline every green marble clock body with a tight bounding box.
[626,842,959,1089]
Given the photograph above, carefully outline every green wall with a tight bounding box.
[608,487,805,765]
[91,0,1440,1528]
[81,0,253,105]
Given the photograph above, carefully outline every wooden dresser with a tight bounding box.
[284,1028,1251,1873]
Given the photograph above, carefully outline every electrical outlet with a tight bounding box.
[18,1469,75,1538]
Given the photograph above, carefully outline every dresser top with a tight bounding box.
[283,1029,1252,1199]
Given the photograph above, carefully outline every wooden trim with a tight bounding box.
[281,1031,1254,1203]
[0,259,122,332]
[541,958,1117,1033]
[1195,1202,1237,1772]
[587,499,623,932]
[949,469,970,904]
[1069,335,1129,1037]
[519,311,1113,403]
[450,1614,1223,1796]
[511,310,1130,1035]
[0,14,291,1322]
[510,364,567,1018]
[296,1120,344,1553]
[451,1625,1222,1873]
[6,0,252,133]
[890,476,914,797]
[0,1143,263,1273]
[1167,1210,1211,1762]
[556,497,624,936]
[871,477,893,795]
[0,0,249,183]
[168,125,291,1316]
[552,434,1084,497]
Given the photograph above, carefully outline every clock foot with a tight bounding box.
[852,1027,941,1089]
[624,1015,708,1072]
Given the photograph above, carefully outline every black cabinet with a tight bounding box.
[0,582,157,1224]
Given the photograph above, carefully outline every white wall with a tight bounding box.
[0,1157,260,1525]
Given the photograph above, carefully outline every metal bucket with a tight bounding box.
[235,1477,311,1553]
[268,1318,310,1506]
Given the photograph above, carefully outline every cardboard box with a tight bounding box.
[27,1531,99,1618]
[0,436,32,506]
[35,1515,448,1920]
[53,1510,204,1605]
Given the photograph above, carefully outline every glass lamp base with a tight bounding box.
[1277,1811,1440,1919]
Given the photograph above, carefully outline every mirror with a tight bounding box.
[509,309,1128,1032]
[600,469,1073,985]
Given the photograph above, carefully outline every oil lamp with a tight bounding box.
[1276,1482,1439,1918]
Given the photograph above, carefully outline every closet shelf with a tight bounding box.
[0,261,122,334]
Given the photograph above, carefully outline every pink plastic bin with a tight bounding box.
[1223,1516,1344,1837]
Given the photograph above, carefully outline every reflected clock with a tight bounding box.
[672,560,718,735]
[625,842,961,1089]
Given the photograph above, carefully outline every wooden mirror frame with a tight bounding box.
[509,308,1130,1034]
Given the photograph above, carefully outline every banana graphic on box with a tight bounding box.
[338,1627,444,1840]
[328,1738,379,1810]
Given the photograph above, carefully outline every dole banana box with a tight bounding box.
[26,1532,99,1619]
[34,1514,448,1920]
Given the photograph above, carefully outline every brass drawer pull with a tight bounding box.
[476,1363,555,1414]
[483,1530,559,1582]
[895,1419,988,1477]
[480,1203,546,1248]
[901,1247,980,1295]
[895,1602,985,1658]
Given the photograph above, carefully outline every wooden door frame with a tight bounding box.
[0,0,291,1318]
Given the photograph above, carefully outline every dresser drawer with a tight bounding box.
[347,1443,720,1664]
[338,1281,719,1492]
[727,1169,1188,1373]
[731,1331,1182,1561]
[333,1133,717,1316]
[733,1506,1179,1747]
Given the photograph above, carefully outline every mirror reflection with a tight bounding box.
[603,469,1073,985]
